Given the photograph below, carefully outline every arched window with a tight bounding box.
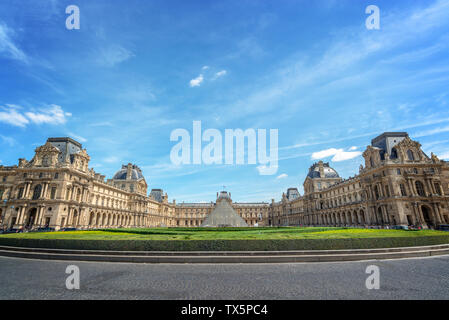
[390,148,398,159]
[32,184,42,200]
[415,181,425,197]
[370,157,374,168]
[407,150,415,161]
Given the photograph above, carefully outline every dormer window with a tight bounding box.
[390,148,398,159]
[42,155,50,167]
[407,150,415,161]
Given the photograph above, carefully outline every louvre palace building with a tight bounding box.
[0,132,448,230]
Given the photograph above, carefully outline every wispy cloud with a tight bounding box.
[438,151,449,160]
[212,70,227,80]
[413,125,449,138]
[0,22,27,63]
[276,173,288,179]
[68,133,87,143]
[103,156,120,164]
[213,0,449,126]
[96,45,134,67]
[0,135,16,146]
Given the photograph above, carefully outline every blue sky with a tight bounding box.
[1,0,449,202]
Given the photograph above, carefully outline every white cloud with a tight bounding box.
[213,70,227,79]
[190,74,204,87]
[0,22,28,63]
[25,104,71,125]
[349,146,358,151]
[312,147,362,162]
[0,135,16,146]
[103,156,119,163]
[312,148,341,159]
[0,104,71,127]
[439,151,449,160]
[256,164,278,175]
[276,173,288,179]
[0,105,29,127]
[332,150,363,161]
[202,66,209,70]
[96,45,134,67]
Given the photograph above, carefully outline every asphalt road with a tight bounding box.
[0,255,448,299]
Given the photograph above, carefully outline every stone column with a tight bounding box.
[67,207,73,226]
[415,204,427,228]
[381,205,389,225]
[432,203,442,225]
[24,183,31,199]
[42,184,49,199]
[407,179,415,196]
[425,178,433,196]
[16,207,25,225]
[34,207,42,227]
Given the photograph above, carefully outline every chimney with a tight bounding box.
[318,161,324,178]
[126,163,133,180]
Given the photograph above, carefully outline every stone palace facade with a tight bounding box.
[0,132,448,230]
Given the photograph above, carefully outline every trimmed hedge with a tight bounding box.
[1,235,449,251]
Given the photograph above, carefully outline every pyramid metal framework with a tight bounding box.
[201,192,249,227]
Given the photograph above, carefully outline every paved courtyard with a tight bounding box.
[0,255,448,299]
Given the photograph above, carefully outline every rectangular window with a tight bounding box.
[434,183,442,196]
[18,187,24,199]
[50,187,57,199]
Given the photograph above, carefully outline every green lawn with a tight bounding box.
[1,227,447,240]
